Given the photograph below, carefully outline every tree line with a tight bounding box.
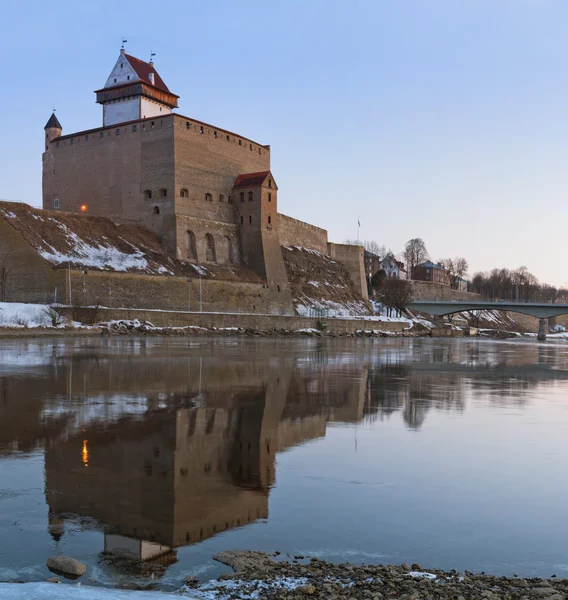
[346,237,568,308]
[469,267,568,303]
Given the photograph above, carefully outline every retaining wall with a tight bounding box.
[57,307,409,333]
[411,281,481,302]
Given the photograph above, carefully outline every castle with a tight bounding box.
[3,49,368,315]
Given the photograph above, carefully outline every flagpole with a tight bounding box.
[357,219,360,244]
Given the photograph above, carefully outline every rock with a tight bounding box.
[46,556,87,579]
[531,587,561,598]
[183,575,199,588]
[297,584,316,595]
[45,577,60,583]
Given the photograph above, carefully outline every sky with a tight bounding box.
[1,0,568,285]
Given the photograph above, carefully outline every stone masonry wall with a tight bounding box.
[277,214,328,255]
[56,306,409,333]
[67,270,287,314]
[43,114,271,262]
[411,281,481,301]
[0,219,65,304]
[327,243,369,302]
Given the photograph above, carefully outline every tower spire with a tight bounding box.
[44,112,62,131]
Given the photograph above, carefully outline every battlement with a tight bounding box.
[49,113,270,154]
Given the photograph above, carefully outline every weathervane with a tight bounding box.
[150,51,156,62]
[121,38,128,49]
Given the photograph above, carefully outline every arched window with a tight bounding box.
[144,190,152,200]
[268,178,272,188]
[240,192,244,203]
[160,188,167,198]
[180,188,189,198]
[205,193,212,202]
[153,206,160,215]
[205,233,216,263]
[248,191,253,202]
[187,230,197,261]
[219,194,225,202]
[225,236,234,264]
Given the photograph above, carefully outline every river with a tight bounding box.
[1,336,568,589]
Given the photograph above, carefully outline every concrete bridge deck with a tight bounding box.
[407,300,568,340]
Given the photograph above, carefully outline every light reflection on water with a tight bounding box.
[1,337,568,588]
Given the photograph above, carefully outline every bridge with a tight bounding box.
[406,300,568,340]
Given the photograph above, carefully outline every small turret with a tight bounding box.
[44,113,62,150]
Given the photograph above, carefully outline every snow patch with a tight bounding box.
[38,225,161,273]
[191,265,209,276]
[0,302,71,328]
[408,571,437,580]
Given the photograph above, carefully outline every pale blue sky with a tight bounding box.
[2,0,568,284]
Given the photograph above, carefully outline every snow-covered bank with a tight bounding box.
[0,302,72,328]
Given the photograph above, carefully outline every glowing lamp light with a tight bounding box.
[80,204,88,212]
[82,439,89,467]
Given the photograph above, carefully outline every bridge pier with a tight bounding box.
[537,318,548,341]
[433,315,445,328]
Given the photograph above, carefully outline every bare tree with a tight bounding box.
[439,257,469,289]
[469,266,553,302]
[343,239,389,257]
[364,241,388,257]
[381,279,413,316]
[404,238,429,280]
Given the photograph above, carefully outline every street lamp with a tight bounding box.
[187,277,193,312]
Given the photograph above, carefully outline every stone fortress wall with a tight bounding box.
[277,214,329,255]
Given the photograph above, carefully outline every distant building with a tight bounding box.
[412,261,450,285]
[364,251,381,280]
[455,276,468,292]
[378,254,406,280]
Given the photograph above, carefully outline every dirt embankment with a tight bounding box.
[282,246,371,316]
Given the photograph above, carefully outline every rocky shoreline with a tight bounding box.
[0,318,438,339]
[2,551,567,599]
[0,318,551,341]
[184,551,568,600]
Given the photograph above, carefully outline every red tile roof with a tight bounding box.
[233,171,272,188]
[125,54,170,93]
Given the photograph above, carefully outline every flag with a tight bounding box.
[358,219,361,227]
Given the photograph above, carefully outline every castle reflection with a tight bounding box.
[2,337,568,576]
[39,340,368,573]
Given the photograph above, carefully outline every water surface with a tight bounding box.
[1,336,568,588]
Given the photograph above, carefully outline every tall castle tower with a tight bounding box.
[95,49,179,126]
